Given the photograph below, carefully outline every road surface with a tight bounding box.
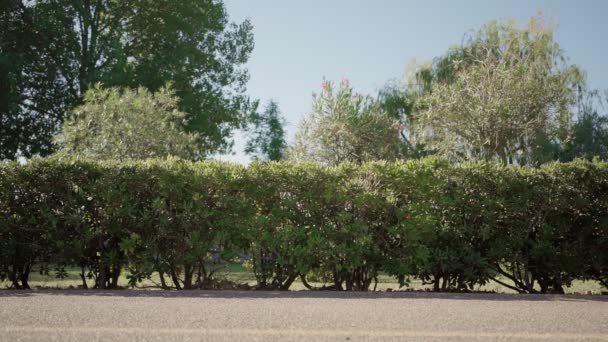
[0,290,606,341]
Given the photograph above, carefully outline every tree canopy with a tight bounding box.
[290,79,403,165]
[3,7,608,166]
[54,85,201,160]
[245,100,287,161]
[0,0,254,160]
[561,90,608,161]
[416,17,585,165]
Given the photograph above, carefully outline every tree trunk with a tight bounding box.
[345,278,353,291]
[97,267,105,289]
[552,275,565,294]
[20,264,30,290]
[9,265,21,289]
[441,275,449,291]
[432,274,440,292]
[333,271,344,291]
[457,276,466,291]
[159,271,169,290]
[183,264,193,290]
[279,274,297,291]
[170,269,182,290]
[109,265,120,289]
[79,265,88,289]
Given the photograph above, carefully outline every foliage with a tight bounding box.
[416,17,585,165]
[1,157,606,292]
[54,85,202,160]
[0,0,254,159]
[243,162,335,289]
[245,100,287,161]
[376,83,432,158]
[290,79,404,165]
[0,1,71,159]
[560,90,608,161]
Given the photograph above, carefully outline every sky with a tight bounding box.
[218,0,608,163]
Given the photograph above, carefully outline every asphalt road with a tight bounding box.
[0,290,606,341]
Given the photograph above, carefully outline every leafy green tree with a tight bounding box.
[561,90,608,161]
[0,1,71,159]
[290,79,403,165]
[0,1,22,159]
[416,17,584,165]
[245,100,287,161]
[1,0,254,159]
[0,1,23,160]
[54,85,202,160]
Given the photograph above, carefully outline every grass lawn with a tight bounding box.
[1,263,604,294]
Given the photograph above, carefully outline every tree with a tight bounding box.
[0,1,24,160]
[561,90,608,161]
[1,0,254,160]
[289,79,403,165]
[1,1,71,159]
[54,85,201,160]
[245,100,287,161]
[376,81,432,158]
[417,17,584,165]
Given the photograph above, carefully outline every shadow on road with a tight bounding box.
[1,289,606,302]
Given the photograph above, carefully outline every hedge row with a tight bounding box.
[1,157,607,293]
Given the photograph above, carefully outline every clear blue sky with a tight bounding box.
[218,0,608,163]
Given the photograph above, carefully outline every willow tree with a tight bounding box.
[418,17,584,165]
[289,79,403,165]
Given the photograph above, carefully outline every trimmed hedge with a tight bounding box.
[0,157,606,292]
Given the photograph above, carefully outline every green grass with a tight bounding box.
[2,263,604,294]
